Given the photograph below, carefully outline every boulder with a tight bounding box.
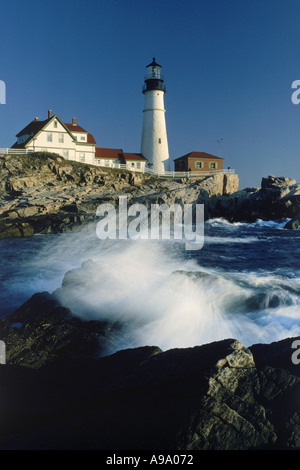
[0,292,116,368]
[0,291,299,451]
[284,216,300,230]
[209,175,300,222]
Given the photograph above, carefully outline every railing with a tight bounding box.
[0,148,235,179]
[0,148,33,155]
[142,82,166,93]
[93,160,235,178]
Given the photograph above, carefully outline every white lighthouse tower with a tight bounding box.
[140,58,170,173]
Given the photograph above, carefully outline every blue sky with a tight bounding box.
[1,0,299,188]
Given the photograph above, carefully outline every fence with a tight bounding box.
[0,148,32,155]
[95,161,235,178]
[0,148,235,179]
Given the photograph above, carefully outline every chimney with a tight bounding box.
[34,117,39,121]
[48,109,52,119]
[72,117,77,126]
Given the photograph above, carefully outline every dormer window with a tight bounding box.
[80,136,85,141]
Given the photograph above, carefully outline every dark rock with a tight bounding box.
[250,336,300,377]
[0,292,116,368]
[209,175,300,222]
[284,216,300,230]
[0,294,299,453]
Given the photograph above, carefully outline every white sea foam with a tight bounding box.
[40,229,299,353]
[1,221,299,352]
[206,217,290,230]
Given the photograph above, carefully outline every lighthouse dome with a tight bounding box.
[143,57,165,93]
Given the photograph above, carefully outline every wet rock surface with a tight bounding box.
[211,175,300,223]
[0,292,299,450]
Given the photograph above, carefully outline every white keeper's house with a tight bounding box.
[11,109,147,171]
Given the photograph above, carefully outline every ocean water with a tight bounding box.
[0,218,299,352]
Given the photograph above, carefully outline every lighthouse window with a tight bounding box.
[158,138,161,144]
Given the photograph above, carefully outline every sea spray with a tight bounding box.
[0,218,299,353]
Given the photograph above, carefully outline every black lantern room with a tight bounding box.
[142,57,166,93]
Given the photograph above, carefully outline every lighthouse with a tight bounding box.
[140,58,170,173]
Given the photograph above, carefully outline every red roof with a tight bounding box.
[123,152,147,161]
[64,123,96,144]
[64,123,88,133]
[174,151,224,161]
[95,148,124,159]
[94,149,147,161]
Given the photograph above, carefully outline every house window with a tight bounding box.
[104,159,109,167]
[131,162,135,167]
[58,134,64,143]
[136,162,141,168]
[80,136,85,141]
[209,162,217,169]
[63,150,69,160]
[80,153,85,162]
[195,161,203,169]
[47,133,53,142]
[54,121,58,128]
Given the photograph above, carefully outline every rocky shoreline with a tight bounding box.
[0,291,299,450]
[0,152,299,238]
[0,152,299,450]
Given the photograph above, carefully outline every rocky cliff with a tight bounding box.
[0,291,299,450]
[0,152,240,238]
[210,175,300,225]
[0,152,299,238]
